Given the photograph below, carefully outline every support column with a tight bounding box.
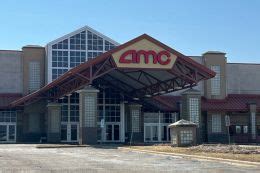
[47,103,61,143]
[77,86,99,145]
[249,103,256,142]
[181,89,202,143]
[16,110,24,142]
[129,104,142,143]
[120,102,125,142]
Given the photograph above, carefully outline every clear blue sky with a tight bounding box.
[0,0,259,63]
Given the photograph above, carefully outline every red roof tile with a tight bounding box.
[202,94,260,111]
[157,94,260,112]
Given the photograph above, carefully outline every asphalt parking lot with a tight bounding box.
[0,144,259,173]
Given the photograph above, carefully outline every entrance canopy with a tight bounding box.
[10,34,215,107]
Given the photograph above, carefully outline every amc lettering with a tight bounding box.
[119,50,171,65]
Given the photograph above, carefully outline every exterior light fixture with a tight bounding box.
[159,91,166,94]
[145,94,152,97]
[133,97,139,100]
[175,86,182,90]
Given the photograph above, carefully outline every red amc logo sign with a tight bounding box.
[112,38,177,69]
[119,50,171,65]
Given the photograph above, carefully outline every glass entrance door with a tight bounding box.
[61,123,79,142]
[144,124,171,143]
[144,124,159,142]
[0,124,16,143]
[105,124,120,142]
[0,125,7,142]
[161,125,171,142]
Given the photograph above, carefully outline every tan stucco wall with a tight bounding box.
[22,46,45,95]
[203,53,227,99]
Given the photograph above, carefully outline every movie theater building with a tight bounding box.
[0,26,260,144]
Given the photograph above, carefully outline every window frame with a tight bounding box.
[212,114,222,133]
[28,61,41,92]
[189,98,199,125]
[210,65,221,96]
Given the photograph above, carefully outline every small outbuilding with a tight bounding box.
[168,119,197,147]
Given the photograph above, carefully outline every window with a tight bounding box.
[243,126,248,134]
[0,111,16,142]
[212,114,221,133]
[0,111,16,122]
[236,125,248,134]
[132,109,140,132]
[49,29,118,83]
[189,98,199,125]
[97,88,121,123]
[104,106,120,122]
[29,61,40,92]
[236,126,241,134]
[144,113,159,123]
[257,126,260,135]
[171,132,177,145]
[52,51,68,68]
[70,51,86,68]
[87,31,104,59]
[87,51,103,59]
[144,112,177,124]
[52,39,68,50]
[87,31,103,51]
[70,31,86,50]
[61,105,68,122]
[105,40,115,51]
[60,93,79,123]
[211,65,221,96]
[52,69,68,80]
[180,130,193,144]
[251,112,256,139]
[85,96,96,127]
[161,113,177,123]
[70,105,79,122]
[70,93,79,104]
[230,125,248,135]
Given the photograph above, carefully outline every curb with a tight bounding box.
[119,147,260,167]
[36,144,89,148]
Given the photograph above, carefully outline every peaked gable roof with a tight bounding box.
[47,25,119,46]
[10,34,215,107]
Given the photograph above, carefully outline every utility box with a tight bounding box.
[168,119,197,147]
